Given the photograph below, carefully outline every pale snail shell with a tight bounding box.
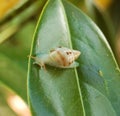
[30,47,81,68]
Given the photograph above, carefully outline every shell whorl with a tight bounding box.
[49,47,80,67]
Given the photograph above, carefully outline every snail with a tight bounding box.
[30,47,80,69]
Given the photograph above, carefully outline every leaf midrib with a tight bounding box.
[60,0,86,115]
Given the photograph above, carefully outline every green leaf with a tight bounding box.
[28,0,120,115]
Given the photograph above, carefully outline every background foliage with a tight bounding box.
[0,0,120,115]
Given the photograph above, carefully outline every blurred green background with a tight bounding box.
[0,0,120,115]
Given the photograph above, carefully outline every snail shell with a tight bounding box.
[31,47,81,68]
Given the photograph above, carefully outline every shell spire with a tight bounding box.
[72,50,81,60]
